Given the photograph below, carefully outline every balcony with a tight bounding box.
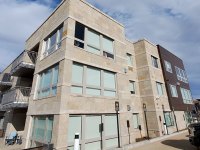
[11,50,37,77]
[1,87,31,110]
[0,73,12,91]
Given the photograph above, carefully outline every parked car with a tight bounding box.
[188,122,200,149]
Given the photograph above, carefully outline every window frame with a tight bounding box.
[31,116,54,144]
[164,112,174,127]
[71,63,117,97]
[180,88,192,104]
[132,113,140,129]
[175,66,188,83]
[151,56,159,68]
[169,84,178,98]
[36,64,59,99]
[44,26,63,57]
[126,53,133,66]
[74,22,115,59]
[164,60,172,73]
[156,82,164,96]
[129,81,136,95]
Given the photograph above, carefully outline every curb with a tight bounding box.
[114,130,188,150]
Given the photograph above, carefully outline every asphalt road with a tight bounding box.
[132,132,198,150]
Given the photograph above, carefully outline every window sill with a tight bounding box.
[41,47,61,61]
[74,45,115,61]
[70,93,118,100]
[34,95,57,101]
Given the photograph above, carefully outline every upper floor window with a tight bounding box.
[71,63,116,97]
[37,65,59,99]
[74,22,114,59]
[169,84,178,97]
[156,82,164,96]
[175,66,188,83]
[151,56,159,68]
[164,60,172,73]
[180,88,192,104]
[44,26,63,56]
[127,53,133,66]
[129,81,135,94]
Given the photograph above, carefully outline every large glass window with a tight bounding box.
[74,22,114,59]
[32,116,53,144]
[127,53,133,66]
[156,82,164,96]
[45,26,63,56]
[87,29,100,54]
[129,81,135,95]
[164,60,172,73]
[170,84,178,97]
[37,65,59,99]
[164,112,174,127]
[175,66,188,83]
[67,116,82,143]
[68,115,118,150]
[71,63,116,97]
[151,56,159,68]
[180,88,192,104]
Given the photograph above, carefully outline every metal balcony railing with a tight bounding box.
[11,50,37,76]
[1,87,31,108]
[0,73,12,91]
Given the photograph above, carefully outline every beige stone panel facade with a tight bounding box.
[175,111,187,130]
[68,0,125,42]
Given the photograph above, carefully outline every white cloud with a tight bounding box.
[87,0,200,98]
[0,0,53,71]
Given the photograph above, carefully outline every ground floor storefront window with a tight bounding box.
[164,112,174,127]
[30,116,53,148]
[67,114,118,150]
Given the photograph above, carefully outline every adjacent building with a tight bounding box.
[158,45,193,129]
[0,0,194,150]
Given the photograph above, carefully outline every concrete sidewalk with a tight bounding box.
[117,130,197,150]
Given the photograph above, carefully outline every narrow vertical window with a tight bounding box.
[129,81,135,94]
[151,56,159,68]
[102,36,114,59]
[169,84,178,97]
[71,63,83,94]
[74,22,85,48]
[156,82,164,96]
[87,29,100,54]
[127,53,133,66]
[133,114,140,129]
[104,71,116,97]
[164,60,172,73]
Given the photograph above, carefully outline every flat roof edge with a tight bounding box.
[26,0,66,42]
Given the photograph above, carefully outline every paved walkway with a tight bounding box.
[131,131,197,150]
[0,138,22,150]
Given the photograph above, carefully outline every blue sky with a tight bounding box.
[0,0,199,98]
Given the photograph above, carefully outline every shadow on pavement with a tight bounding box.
[161,139,197,150]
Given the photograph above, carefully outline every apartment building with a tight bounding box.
[0,50,37,137]
[0,0,194,150]
[158,45,193,129]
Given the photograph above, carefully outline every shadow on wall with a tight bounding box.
[161,139,197,150]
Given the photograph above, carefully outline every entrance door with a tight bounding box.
[67,114,118,150]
